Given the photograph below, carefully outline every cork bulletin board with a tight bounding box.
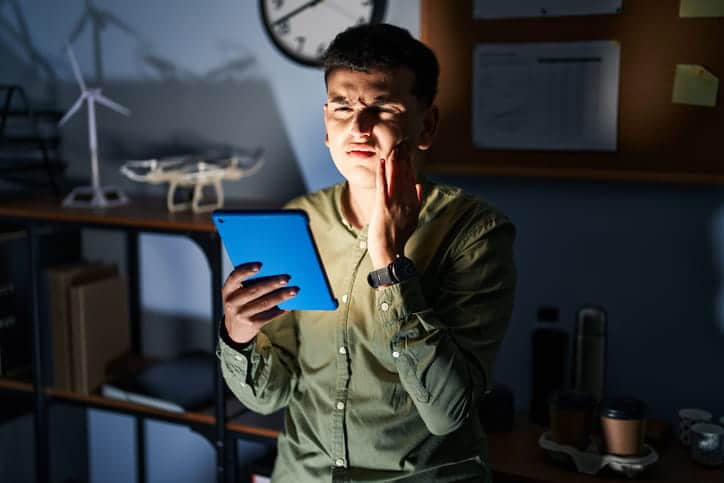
[420,0,724,183]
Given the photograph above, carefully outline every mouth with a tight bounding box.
[346,146,377,159]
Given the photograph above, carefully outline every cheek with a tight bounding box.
[373,121,404,147]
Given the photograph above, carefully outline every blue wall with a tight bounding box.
[2,1,723,482]
[437,175,724,420]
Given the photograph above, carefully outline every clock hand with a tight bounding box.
[272,0,324,26]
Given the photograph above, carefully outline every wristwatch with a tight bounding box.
[367,256,417,288]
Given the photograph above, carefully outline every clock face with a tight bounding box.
[260,0,387,67]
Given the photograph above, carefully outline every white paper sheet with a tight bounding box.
[474,0,623,19]
[472,41,620,151]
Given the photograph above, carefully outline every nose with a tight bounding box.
[351,108,376,137]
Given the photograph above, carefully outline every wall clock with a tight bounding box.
[260,0,387,67]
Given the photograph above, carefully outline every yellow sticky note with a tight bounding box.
[679,0,724,17]
[672,65,719,107]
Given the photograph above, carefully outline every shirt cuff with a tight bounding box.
[219,317,257,353]
[375,277,427,326]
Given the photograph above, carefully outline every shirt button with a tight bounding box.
[392,351,400,359]
[336,401,345,410]
[359,240,367,250]
[335,458,345,467]
[240,381,247,387]
[341,294,348,303]
[338,346,347,355]
[234,355,243,361]
[380,302,389,311]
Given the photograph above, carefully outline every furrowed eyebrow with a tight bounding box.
[327,95,349,104]
[327,96,403,108]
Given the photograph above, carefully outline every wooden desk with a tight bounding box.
[488,414,724,482]
[0,195,276,483]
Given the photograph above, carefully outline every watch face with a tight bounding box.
[392,256,416,281]
[260,0,387,67]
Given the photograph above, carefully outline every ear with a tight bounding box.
[323,104,330,147]
[417,105,439,151]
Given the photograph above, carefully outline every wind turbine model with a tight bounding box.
[59,44,130,208]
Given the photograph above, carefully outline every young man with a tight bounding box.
[218,24,516,482]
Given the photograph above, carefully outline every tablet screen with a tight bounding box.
[213,210,338,311]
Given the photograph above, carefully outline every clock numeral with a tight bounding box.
[357,16,367,25]
[272,0,284,9]
[295,36,306,52]
[316,43,327,57]
[275,20,290,35]
[361,0,370,5]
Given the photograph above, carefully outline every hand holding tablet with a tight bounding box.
[215,209,338,344]
[215,210,337,303]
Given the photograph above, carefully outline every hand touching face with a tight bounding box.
[367,140,423,269]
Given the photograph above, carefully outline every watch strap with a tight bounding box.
[367,265,395,288]
[367,256,417,288]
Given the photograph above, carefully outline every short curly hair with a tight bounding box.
[322,23,439,107]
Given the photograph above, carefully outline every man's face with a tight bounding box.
[323,67,436,190]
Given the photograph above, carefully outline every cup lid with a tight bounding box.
[599,396,647,420]
[678,408,712,420]
[549,389,595,409]
[691,423,724,436]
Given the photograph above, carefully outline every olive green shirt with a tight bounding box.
[217,181,516,482]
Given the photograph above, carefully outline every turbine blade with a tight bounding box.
[94,94,131,116]
[65,43,86,91]
[58,95,86,126]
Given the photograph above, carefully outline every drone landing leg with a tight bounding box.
[191,179,223,213]
[166,181,194,212]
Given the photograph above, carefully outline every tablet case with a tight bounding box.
[213,210,338,311]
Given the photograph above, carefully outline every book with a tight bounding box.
[46,263,118,391]
[69,275,130,394]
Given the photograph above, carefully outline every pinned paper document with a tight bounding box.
[679,0,724,17]
[672,65,719,107]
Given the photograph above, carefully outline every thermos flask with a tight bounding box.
[572,306,607,400]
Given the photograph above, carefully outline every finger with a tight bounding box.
[222,262,262,296]
[239,286,299,318]
[224,275,290,308]
[376,157,388,204]
[387,143,405,198]
[415,183,423,204]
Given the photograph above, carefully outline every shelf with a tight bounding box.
[0,195,278,233]
[0,196,277,483]
[0,378,281,441]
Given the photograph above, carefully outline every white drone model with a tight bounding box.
[120,151,264,213]
[59,43,131,208]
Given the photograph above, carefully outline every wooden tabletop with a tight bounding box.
[0,195,278,232]
[488,413,724,482]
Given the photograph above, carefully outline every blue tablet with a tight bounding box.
[212,209,338,311]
